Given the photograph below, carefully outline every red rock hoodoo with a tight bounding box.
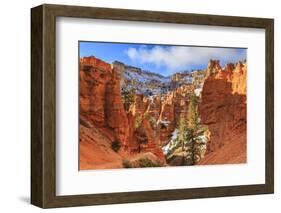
[79,57,165,169]
[199,60,247,164]
[79,56,247,169]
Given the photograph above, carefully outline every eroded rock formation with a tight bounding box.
[129,84,195,146]
[80,56,247,169]
[79,57,165,169]
[199,60,247,164]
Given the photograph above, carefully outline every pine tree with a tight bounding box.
[185,94,200,165]
[187,94,199,130]
[121,87,135,111]
[178,116,187,152]
[169,93,208,166]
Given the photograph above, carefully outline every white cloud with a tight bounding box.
[127,48,138,59]
[125,45,246,72]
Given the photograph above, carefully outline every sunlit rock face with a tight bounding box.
[129,84,195,146]
[79,57,166,169]
[79,56,247,169]
[199,60,247,165]
[80,57,112,126]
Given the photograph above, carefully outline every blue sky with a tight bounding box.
[79,41,246,76]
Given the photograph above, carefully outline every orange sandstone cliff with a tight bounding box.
[79,56,247,169]
[79,57,165,169]
[130,84,195,146]
[199,60,247,164]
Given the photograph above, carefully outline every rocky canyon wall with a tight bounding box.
[79,56,247,169]
[199,60,247,164]
[79,57,165,169]
[129,84,195,146]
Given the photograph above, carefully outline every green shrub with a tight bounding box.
[138,157,162,167]
[121,87,135,111]
[111,140,121,152]
[134,115,143,129]
[144,112,151,120]
[122,159,133,168]
[144,112,157,126]
[182,156,194,166]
